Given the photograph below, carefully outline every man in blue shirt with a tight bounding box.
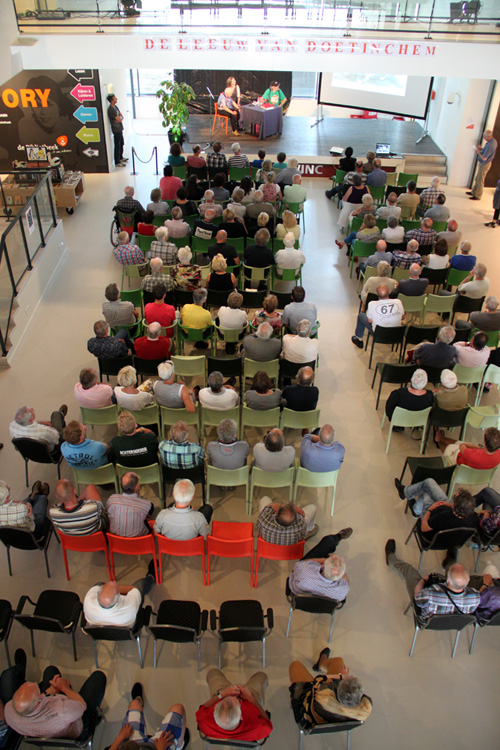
[61,421,108,469]
[300,425,345,472]
[468,130,498,200]
[366,159,387,188]
[449,241,476,272]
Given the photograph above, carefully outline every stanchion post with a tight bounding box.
[154,146,159,175]
[131,147,138,176]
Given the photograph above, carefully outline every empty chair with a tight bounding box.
[254,538,304,587]
[371,363,418,410]
[15,590,82,661]
[11,438,63,486]
[249,467,295,512]
[280,408,320,432]
[206,465,250,512]
[80,405,119,431]
[0,524,54,578]
[147,599,208,669]
[72,464,119,495]
[365,325,406,370]
[285,578,345,643]
[448,464,499,497]
[156,534,207,585]
[81,605,151,668]
[293,467,340,517]
[240,406,281,440]
[107,532,159,583]
[207,521,254,585]
[381,406,432,454]
[210,600,274,668]
[58,530,112,582]
[469,607,500,654]
[98,354,134,382]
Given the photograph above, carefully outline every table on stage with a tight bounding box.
[240,104,283,140]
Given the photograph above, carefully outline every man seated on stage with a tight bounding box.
[396,180,419,219]
[262,81,287,108]
[217,92,241,135]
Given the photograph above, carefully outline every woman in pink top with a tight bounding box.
[74,368,113,408]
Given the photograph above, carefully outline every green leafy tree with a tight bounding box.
[156,80,196,138]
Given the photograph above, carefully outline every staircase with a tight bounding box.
[402,153,448,186]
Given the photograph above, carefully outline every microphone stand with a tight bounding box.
[207,86,215,122]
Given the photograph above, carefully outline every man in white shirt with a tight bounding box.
[83,563,156,628]
[282,319,319,364]
[274,232,305,276]
[154,478,212,540]
[199,371,240,410]
[283,175,307,210]
[351,284,405,348]
[376,192,401,220]
[9,405,67,451]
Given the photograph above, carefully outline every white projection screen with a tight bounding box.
[318,73,434,119]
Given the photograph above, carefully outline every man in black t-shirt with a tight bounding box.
[108,412,159,468]
[208,230,239,265]
[282,366,319,411]
[420,487,478,569]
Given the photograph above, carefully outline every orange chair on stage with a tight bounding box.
[107,532,159,583]
[207,521,254,585]
[57,530,112,581]
[156,534,206,586]
[253,537,305,587]
[212,102,229,134]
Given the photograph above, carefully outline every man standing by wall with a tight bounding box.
[468,130,497,200]
[107,93,128,168]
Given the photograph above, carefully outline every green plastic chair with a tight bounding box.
[445,268,470,289]
[229,166,250,182]
[213,323,248,354]
[293,465,339,516]
[272,266,303,285]
[249,466,295,511]
[349,241,374,279]
[283,201,306,233]
[159,405,199,439]
[370,185,386,206]
[333,169,347,185]
[397,172,418,187]
[471,328,500,349]
[122,404,161,434]
[448,464,499,498]
[120,288,143,313]
[432,221,448,233]
[240,406,280,440]
[170,236,190,250]
[137,235,155,254]
[153,214,170,227]
[72,463,119,495]
[250,167,259,181]
[392,266,410,282]
[116,461,163,502]
[357,264,377,293]
[80,405,119,430]
[476,364,500,403]
[171,355,206,380]
[398,294,426,324]
[452,364,487,404]
[241,265,272,290]
[191,236,212,254]
[462,405,500,440]
[243,358,279,386]
[273,238,300,252]
[172,165,187,179]
[401,219,420,233]
[422,294,455,324]
[280,408,320,432]
[178,325,214,355]
[201,406,240,440]
[231,237,246,256]
[121,261,150,290]
[349,216,363,233]
[381,406,432,454]
[206,465,250,513]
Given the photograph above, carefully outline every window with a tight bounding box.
[292,72,318,99]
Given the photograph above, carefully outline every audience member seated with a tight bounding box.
[337,216,380,259]
[283,319,319,364]
[241,322,282,361]
[433,369,469,411]
[274,233,305,277]
[325,159,366,202]
[355,238,392,275]
[257,498,317,544]
[186,174,204,202]
[422,238,449,269]
[252,149,266,170]
[435,426,500,468]
[275,157,301,188]
[180,288,213,346]
[289,649,372,728]
[393,263,428,297]
[116,185,145,216]
[283,175,307,211]
[147,187,170,216]
[84,571,155,628]
[208,230,239,265]
[244,371,283,410]
[134,321,171,360]
[137,210,156,236]
[360,261,396,308]
[229,188,247,221]
[351,283,405,349]
[391,240,422,270]
[385,368,434,423]
[282,366,319,411]
[376,191,401,220]
[256,158,273,183]
[244,228,274,273]
[217,291,248,330]
[107,472,152,537]
[449,240,475,271]
[221,207,247,238]
[413,325,456,368]
[173,247,202,291]
[159,420,204,469]
[424,193,450,224]
[153,361,196,412]
[363,151,376,174]
[338,174,370,231]
[186,144,206,170]
[149,227,178,266]
[49,478,107,535]
[108,411,159,468]
[228,142,249,169]
[61,421,108,469]
[206,254,237,291]
[405,218,437,251]
[154,478,212,539]
[212,173,230,202]
[174,186,198,217]
[454,331,490,367]
[102,282,138,328]
[141,257,173,294]
[87,320,131,359]
[74,368,113,409]
[207,418,249,470]
[199,189,223,218]
[366,157,386,186]
[113,231,146,267]
[300,424,345,472]
[168,141,185,167]
[193,208,219,241]
[5,666,106,741]
[396,179,419,219]
[199,371,239,411]
[262,171,282,204]
[144,283,176,328]
[458,295,500,333]
[417,175,444,215]
[165,206,190,238]
[445,263,490,301]
[382,215,405,245]
[437,220,462,253]
[253,428,295,471]
[385,539,479,614]
[114,366,154,410]
[196,668,272,742]
[0,479,48,537]
[245,190,276,220]
[251,294,282,334]
[274,151,288,170]
[282,286,317,333]
[289,528,352,599]
[476,488,500,538]
[160,165,183,200]
[276,210,300,241]
[350,193,375,221]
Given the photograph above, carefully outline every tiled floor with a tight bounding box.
[1,167,499,749]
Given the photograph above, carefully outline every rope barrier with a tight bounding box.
[130,146,159,176]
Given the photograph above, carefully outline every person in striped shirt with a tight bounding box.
[0,479,48,537]
[106,472,153,537]
[49,479,107,536]
[228,143,249,169]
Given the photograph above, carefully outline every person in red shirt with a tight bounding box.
[137,210,156,236]
[144,283,176,330]
[133,322,171,359]
[436,426,500,469]
[160,165,183,200]
[196,668,272,742]
[186,144,207,169]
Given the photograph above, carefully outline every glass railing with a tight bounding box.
[0,172,58,357]
[13,0,500,36]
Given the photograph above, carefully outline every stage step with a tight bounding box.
[402,153,448,186]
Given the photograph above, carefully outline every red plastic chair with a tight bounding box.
[207,521,254,585]
[107,533,159,583]
[57,530,112,581]
[212,102,228,135]
[253,537,305,587]
[156,534,206,586]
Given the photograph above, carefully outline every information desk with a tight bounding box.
[0,171,85,215]
[240,105,283,140]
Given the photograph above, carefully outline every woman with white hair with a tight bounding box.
[276,209,300,241]
[433,369,469,412]
[274,232,306,280]
[172,246,201,291]
[115,366,154,410]
[385,368,434,424]
[350,192,375,220]
[382,214,405,245]
[229,188,247,220]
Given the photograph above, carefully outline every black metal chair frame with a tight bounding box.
[11,438,63,487]
[422,405,469,454]
[240,289,267,311]
[147,599,208,670]
[405,521,475,573]
[469,609,500,654]
[22,706,105,750]
[15,590,82,662]
[451,295,485,325]
[206,356,242,396]
[210,600,274,669]
[0,600,13,667]
[473,526,500,572]
[370,362,417,410]
[365,325,406,369]
[295,717,364,750]
[0,523,55,578]
[199,721,271,750]
[285,579,344,643]
[133,356,167,381]
[98,355,134,382]
[399,457,456,513]
[401,323,440,361]
[409,600,476,657]
[81,606,151,668]
[421,266,448,292]
[280,358,316,388]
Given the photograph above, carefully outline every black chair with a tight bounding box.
[409,601,476,657]
[187,165,208,180]
[15,590,82,661]
[365,325,406,369]
[144,289,175,306]
[399,456,456,510]
[420,364,450,385]
[133,356,166,381]
[162,463,206,504]
[469,609,500,654]
[285,578,344,643]
[98,354,134,382]
[423,406,469,454]
[421,266,448,292]
[269,288,291,310]
[22,707,104,750]
[0,600,13,666]
[81,606,151,668]
[402,324,440,360]
[210,600,274,669]
[147,599,208,670]
[371,362,417,410]
[473,525,500,572]
[405,521,476,573]
[11,438,63,486]
[280,358,316,388]
[206,356,242,396]
[240,289,267,311]
[174,289,195,309]
[453,327,471,343]
[0,523,55,577]
[206,289,231,309]
[199,727,271,750]
[291,715,365,750]
[451,295,485,324]
[358,292,378,313]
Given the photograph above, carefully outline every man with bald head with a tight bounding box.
[257,498,317,544]
[437,220,462,254]
[49,478,106,535]
[83,561,156,628]
[391,239,422,270]
[133,321,172,359]
[141,256,173,294]
[300,424,345,473]
[405,218,437,251]
[385,539,480,617]
[193,208,218,240]
[208,230,238,265]
[394,263,429,297]
[106,472,153,537]
[282,365,319,411]
[283,174,307,210]
[351,282,405,348]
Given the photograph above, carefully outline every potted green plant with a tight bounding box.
[156,80,196,146]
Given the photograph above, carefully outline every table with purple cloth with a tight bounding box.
[240,105,283,140]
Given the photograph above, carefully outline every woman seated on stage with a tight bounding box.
[168,141,185,167]
[206,253,237,291]
[218,76,242,135]
[262,81,287,108]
